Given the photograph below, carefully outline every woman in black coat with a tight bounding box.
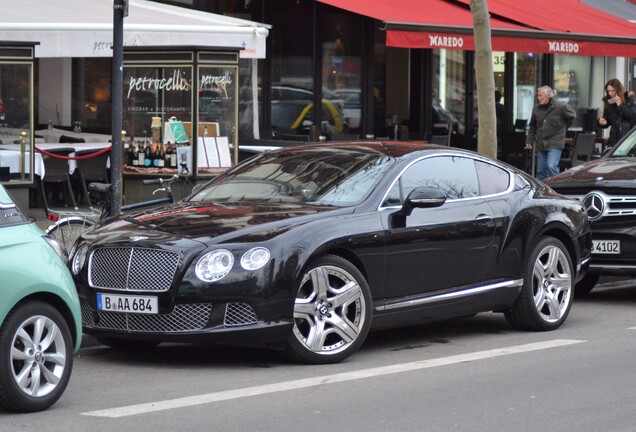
[598,79,636,148]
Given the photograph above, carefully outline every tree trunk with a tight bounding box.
[469,0,497,159]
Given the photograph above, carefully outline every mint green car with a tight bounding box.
[0,185,81,412]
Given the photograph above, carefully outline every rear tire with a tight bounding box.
[0,301,73,413]
[575,274,599,297]
[505,237,574,331]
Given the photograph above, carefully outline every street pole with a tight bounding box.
[110,0,126,216]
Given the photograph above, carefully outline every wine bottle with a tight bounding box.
[126,141,135,166]
[157,144,166,168]
[170,143,178,168]
[152,143,160,167]
[164,143,172,168]
[132,141,139,166]
[144,140,152,167]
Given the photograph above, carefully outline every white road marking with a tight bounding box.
[83,339,584,418]
[627,327,636,330]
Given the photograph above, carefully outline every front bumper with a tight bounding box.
[587,220,636,276]
[79,296,294,346]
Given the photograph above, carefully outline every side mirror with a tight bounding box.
[402,186,446,216]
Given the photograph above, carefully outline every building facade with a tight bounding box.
[169,0,636,154]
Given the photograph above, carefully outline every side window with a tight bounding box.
[475,160,510,195]
[383,156,479,206]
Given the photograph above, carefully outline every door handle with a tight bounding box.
[475,214,493,223]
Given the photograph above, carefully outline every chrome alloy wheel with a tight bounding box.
[292,264,367,357]
[10,315,68,398]
[532,244,573,323]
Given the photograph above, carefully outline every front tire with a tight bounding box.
[286,255,372,364]
[505,237,574,331]
[0,301,73,412]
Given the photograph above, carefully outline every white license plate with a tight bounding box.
[97,294,158,314]
[592,240,621,254]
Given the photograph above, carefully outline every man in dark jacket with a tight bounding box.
[525,86,576,180]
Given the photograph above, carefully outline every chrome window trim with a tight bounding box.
[377,152,515,211]
[377,279,524,311]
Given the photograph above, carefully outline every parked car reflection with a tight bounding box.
[69,142,590,364]
[334,88,361,129]
[271,98,345,137]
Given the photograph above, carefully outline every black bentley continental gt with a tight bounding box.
[68,142,591,363]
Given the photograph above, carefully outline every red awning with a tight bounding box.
[317,0,636,56]
[317,0,531,30]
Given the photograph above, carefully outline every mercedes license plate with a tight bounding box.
[97,293,158,314]
[592,240,620,254]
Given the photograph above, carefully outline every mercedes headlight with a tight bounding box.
[195,249,234,282]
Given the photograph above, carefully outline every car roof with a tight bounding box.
[265,141,477,159]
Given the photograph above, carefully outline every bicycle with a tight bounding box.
[45,174,190,257]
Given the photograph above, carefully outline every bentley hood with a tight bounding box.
[89,200,352,243]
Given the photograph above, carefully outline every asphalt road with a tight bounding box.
[2,279,636,432]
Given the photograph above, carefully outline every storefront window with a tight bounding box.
[122,65,193,174]
[266,0,315,138]
[473,51,506,132]
[372,26,387,139]
[433,49,467,140]
[513,52,540,128]
[82,58,111,132]
[0,60,34,184]
[554,54,592,129]
[197,65,237,176]
[321,8,363,136]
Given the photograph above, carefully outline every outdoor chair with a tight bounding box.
[559,132,596,171]
[501,131,531,173]
[74,148,111,206]
[39,147,78,211]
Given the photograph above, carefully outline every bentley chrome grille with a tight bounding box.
[81,299,212,332]
[89,247,180,292]
[224,302,258,327]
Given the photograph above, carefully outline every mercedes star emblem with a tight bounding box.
[582,192,605,221]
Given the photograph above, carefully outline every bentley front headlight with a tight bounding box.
[71,243,88,275]
[195,249,234,282]
[241,247,270,270]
